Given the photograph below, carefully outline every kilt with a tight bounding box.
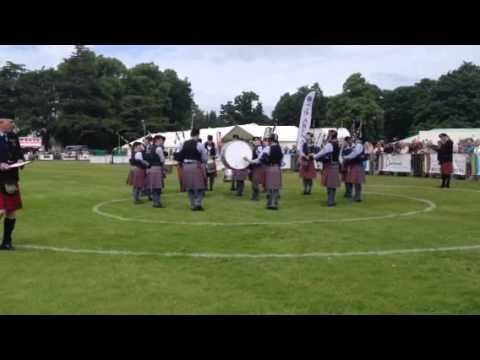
[265,165,282,190]
[440,161,453,175]
[129,167,146,188]
[250,164,266,185]
[183,163,207,190]
[233,169,249,181]
[146,166,165,189]
[320,163,341,188]
[345,163,366,184]
[0,184,22,212]
[299,158,317,179]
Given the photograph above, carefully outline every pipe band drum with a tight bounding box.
[221,140,252,170]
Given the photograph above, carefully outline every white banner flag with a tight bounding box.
[296,91,316,151]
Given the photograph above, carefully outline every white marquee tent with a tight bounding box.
[122,123,350,155]
[398,128,480,145]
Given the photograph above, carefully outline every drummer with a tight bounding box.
[204,135,217,191]
[249,136,265,201]
[231,134,248,197]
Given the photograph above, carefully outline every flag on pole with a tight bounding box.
[296,91,316,151]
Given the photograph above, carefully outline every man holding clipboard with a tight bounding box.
[0,119,27,251]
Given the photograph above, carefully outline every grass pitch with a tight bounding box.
[1,161,480,314]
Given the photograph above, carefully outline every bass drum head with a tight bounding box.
[221,140,252,170]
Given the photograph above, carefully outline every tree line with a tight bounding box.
[1,45,479,149]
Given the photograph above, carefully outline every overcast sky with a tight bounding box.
[1,45,480,116]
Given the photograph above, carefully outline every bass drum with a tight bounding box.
[221,140,252,170]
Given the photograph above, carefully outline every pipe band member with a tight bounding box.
[0,119,25,251]
[249,137,265,201]
[231,134,248,195]
[246,134,283,210]
[340,137,354,198]
[129,142,150,204]
[176,128,209,211]
[314,130,341,207]
[147,135,166,208]
[142,135,154,200]
[342,137,367,202]
[204,135,217,192]
[299,132,319,195]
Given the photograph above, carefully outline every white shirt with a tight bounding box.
[343,143,364,160]
[134,152,144,161]
[155,146,165,163]
[251,146,270,164]
[314,143,333,160]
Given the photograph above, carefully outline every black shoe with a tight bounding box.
[353,199,362,202]
[0,243,14,251]
[191,207,198,211]
[134,200,144,204]
[303,191,308,195]
[197,206,205,211]
[152,204,163,208]
[327,203,336,207]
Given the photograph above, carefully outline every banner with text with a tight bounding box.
[380,154,412,173]
[428,153,467,176]
[296,91,316,152]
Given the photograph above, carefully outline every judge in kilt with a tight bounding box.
[0,119,25,251]
[176,128,209,211]
[146,135,167,208]
[204,135,217,191]
[249,137,265,201]
[434,133,454,188]
[314,130,341,207]
[128,142,150,204]
[247,134,283,210]
[342,137,367,202]
[299,132,318,195]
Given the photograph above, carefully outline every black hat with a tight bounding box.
[207,135,213,140]
[439,133,448,138]
[191,128,200,137]
[153,135,165,141]
[133,141,143,147]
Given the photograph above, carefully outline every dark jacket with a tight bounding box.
[437,140,453,164]
[0,132,25,184]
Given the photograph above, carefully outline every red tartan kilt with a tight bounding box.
[441,162,453,175]
[130,168,146,188]
[299,158,317,179]
[320,164,341,188]
[182,163,207,190]
[265,165,282,190]
[345,163,366,184]
[251,165,266,184]
[0,185,22,212]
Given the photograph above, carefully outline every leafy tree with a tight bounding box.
[272,83,328,127]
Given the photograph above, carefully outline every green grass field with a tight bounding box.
[1,161,480,314]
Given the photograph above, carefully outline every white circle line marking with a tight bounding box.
[16,244,480,259]
[92,192,436,226]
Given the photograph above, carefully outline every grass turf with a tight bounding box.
[1,161,480,314]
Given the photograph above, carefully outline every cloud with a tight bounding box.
[1,45,480,117]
